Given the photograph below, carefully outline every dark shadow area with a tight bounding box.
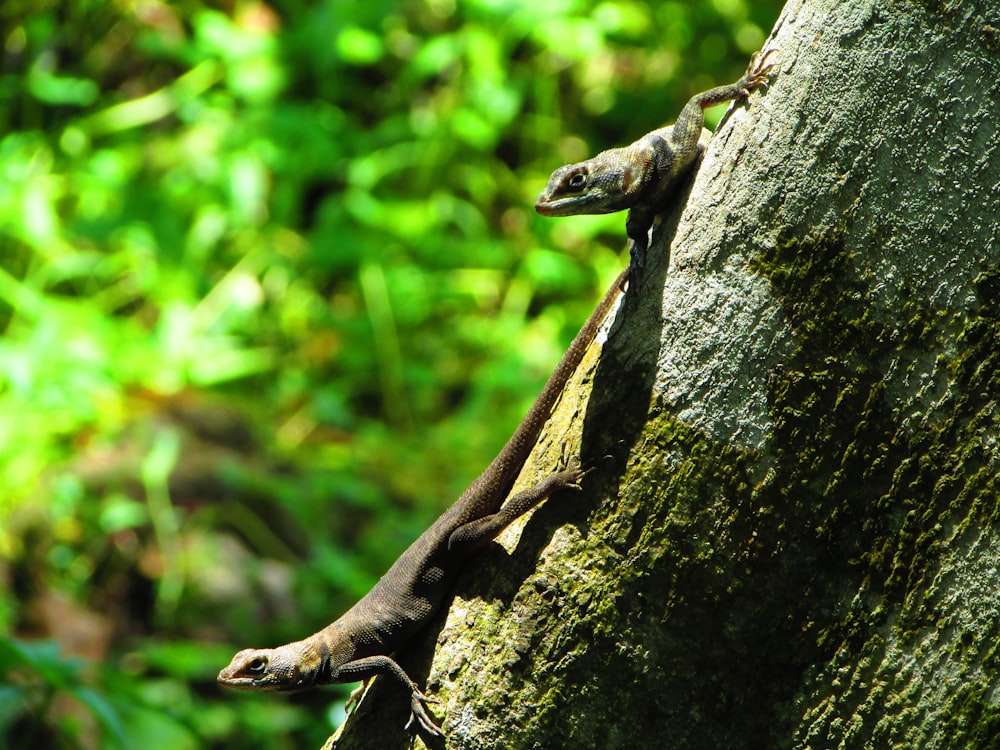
[574,168,701,519]
[576,216,675,505]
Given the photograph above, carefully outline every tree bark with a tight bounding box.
[328,0,1000,746]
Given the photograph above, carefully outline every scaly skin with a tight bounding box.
[218,269,627,736]
[536,49,779,281]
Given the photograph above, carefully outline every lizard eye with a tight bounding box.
[245,657,268,676]
[566,172,587,191]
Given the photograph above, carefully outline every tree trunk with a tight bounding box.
[328,0,1000,746]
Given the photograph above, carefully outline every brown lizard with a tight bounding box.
[218,269,627,736]
[535,49,778,281]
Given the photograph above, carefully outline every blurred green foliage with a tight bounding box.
[0,0,783,747]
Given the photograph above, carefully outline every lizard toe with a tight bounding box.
[405,690,443,737]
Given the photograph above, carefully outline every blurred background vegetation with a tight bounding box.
[0,0,784,747]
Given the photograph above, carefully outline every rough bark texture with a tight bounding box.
[328,0,1000,747]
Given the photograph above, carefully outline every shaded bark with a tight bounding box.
[329,0,1000,746]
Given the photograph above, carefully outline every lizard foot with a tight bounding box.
[556,444,591,490]
[344,679,370,714]
[562,466,590,491]
[738,48,780,97]
[404,688,443,737]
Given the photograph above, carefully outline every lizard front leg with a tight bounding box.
[625,206,656,288]
[666,48,779,176]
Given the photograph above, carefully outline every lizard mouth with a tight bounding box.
[536,193,618,217]
[534,195,574,216]
[534,198,556,215]
[216,674,259,690]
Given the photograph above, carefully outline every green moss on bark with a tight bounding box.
[743,229,1000,746]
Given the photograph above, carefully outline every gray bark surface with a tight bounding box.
[329,0,1000,746]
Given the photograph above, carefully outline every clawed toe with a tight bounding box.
[404,690,443,737]
[738,48,779,97]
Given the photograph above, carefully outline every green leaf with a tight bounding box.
[99,495,150,534]
[28,69,99,106]
[135,640,236,681]
[119,702,199,750]
[336,26,385,65]
[0,637,80,688]
[0,685,29,732]
[68,685,128,749]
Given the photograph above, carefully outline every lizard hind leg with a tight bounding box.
[447,456,589,553]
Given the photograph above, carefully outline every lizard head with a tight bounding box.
[535,162,596,216]
[217,646,306,692]
[535,152,635,216]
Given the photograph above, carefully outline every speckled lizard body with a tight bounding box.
[218,269,626,736]
[536,50,778,280]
